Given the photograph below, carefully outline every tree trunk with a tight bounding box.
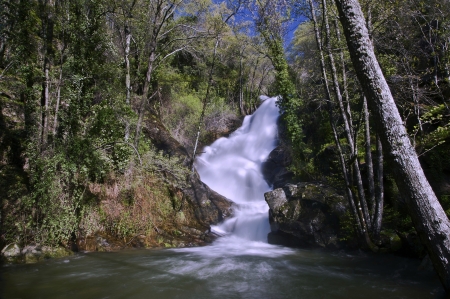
[373,134,384,238]
[42,62,50,148]
[124,22,132,142]
[335,0,450,291]
[322,0,371,229]
[192,37,220,170]
[309,0,372,246]
[363,96,376,217]
[135,46,155,148]
[41,0,55,150]
[239,49,245,116]
[333,18,353,131]
[53,62,62,136]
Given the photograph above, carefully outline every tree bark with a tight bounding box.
[40,0,55,150]
[135,46,155,147]
[53,61,62,136]
[334,0,450,291]
[124,22,131,142]
[373,133,384,238]
[333,18,352,127]
[362,96,376,218]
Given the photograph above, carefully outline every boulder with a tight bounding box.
[22,245,72,263]
[142,114,191,165]
[1,243,73,264]
[182,172,234,231]
[1,243,21,263]
[264,182,347,249]
[262,145,295,189]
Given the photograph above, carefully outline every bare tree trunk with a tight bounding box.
[322,0,371,229]
[41,0,55,150]
[135,46,155,148]
[42,62,50,147]
[239,49,246,116]
[192,37,220,170]
[53,62,62,136]
[335,0,450,290]
[363,96,376,217]
[309,0,375,247]
[333,18,352,128]
[124,23,132,142]
[373,133,384,238]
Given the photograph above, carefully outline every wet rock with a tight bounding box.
[1,244,73,264]
[262,145,295,189]
[22,245,42,263]
[181,173,234,232]
[22,245,72,263]
[419,254,434,272]
[96,236,111,252]
[1,243,21,263]
[78,233,125,252]
[264,182,347,249]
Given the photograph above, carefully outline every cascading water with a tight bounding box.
[194,95,279,243]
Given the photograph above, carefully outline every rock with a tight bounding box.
[1,243,21,263]
[1,244,73,264]
[142,114,191,165]
[264,182,347,249]
[22,245,42,263]
[262,145,295,189]
[142,111,234,238]
[21,245,72,263]
[182,172,234,229]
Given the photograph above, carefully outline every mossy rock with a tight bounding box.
[265,182,347,249]
[23,245,73,264]
[1,243,21,263]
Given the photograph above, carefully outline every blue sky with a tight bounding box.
[219,0,306,49]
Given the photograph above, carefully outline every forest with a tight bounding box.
[1,0,450,290]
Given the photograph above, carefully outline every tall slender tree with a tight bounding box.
[334,0,450,290]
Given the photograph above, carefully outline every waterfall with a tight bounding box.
[194,96,279,242]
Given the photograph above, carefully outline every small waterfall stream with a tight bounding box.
[194,96,279,243]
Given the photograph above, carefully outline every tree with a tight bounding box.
[334,0,450,291]
[307,0,376,249]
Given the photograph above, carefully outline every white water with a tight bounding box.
[194,96,280,244]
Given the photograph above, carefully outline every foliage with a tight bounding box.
[143,147,190,189]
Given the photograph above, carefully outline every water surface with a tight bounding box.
[1,243,444,299]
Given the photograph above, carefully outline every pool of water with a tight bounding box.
[1,238,445,299]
